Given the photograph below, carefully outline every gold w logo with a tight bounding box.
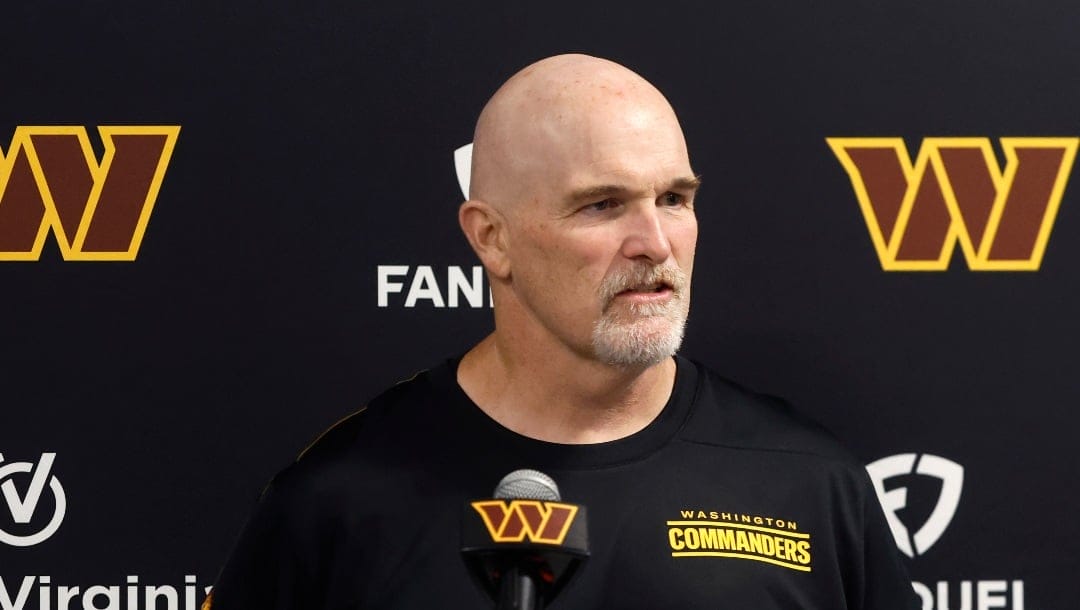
[0,126,180,261]
[827,137,1077,271]
[470,500,578,545]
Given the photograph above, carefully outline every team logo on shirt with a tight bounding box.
[470,500,579,544]
[827,137,1077,271]
[666,510,812,572]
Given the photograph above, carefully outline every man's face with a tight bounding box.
[503,100,699,367]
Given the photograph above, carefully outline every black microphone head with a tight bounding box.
[494,469,560,501]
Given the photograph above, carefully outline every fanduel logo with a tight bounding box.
[0,453,66,547]
[868,454,1028,609]
[377,265,492,308]
[0,126,180,261]
[827,137,1077,271]
[454,143,472,200]
[374,146,490,310]
[866,453,962,558]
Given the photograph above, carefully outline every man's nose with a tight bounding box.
[620,204,672,262]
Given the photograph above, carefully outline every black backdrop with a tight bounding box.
[2,2,1077,609]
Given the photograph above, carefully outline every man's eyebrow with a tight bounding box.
[566,176,702,203]
[671,175,703,192]
[567,184,632,203]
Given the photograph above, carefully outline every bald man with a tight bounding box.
[205,55,918,609]
[457,54,698,445]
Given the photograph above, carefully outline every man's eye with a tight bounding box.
[662,192,685,206]
[585,199,616,212]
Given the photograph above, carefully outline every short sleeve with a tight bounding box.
[205,478,322,610]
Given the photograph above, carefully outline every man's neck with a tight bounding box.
[456,333,677,444]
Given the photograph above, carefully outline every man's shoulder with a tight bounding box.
[268,361,460,496]
[680,360,862,468]
[296,366,443,461]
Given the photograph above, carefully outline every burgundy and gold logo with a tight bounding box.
[827,137,1077,271]
[0,126,180,261]
[470,500,579,545]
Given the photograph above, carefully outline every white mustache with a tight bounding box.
[599,264,687,307]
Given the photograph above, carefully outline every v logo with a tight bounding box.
[0,453,67,547]
[1,453,56,523]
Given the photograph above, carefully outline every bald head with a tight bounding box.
[469,54,690,208]
[457,54,699,375]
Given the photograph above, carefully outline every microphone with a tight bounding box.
[461,469,590,610]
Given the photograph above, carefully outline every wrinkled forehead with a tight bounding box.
[470,56,692,205]
[523,97,692,195]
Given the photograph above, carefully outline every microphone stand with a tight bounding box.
[496,565,541,610]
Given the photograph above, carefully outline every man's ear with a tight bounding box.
[459,199,511,280]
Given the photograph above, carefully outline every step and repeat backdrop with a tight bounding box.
[2,2,1077,609]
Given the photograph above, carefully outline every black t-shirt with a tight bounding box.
[207,357,918,609]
